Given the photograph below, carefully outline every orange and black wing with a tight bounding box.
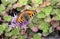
[24,10,36,18]
[17,13,26,23]
[17,10,36,23]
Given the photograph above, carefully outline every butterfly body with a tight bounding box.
[17,10,36,23]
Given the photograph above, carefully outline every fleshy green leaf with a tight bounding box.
[19,36,25,39]
[29,23,34,28]
[10,36,17,39]
[51,0,58,5]
[4,37,9,39]
[39,21,50,32]
[17,6,25,11]
[33,33,41,39]
[1,0,10,6]
[0,31,3,35]
[11,28,19,36]
[33,0,43,7]
[34,0,43,4]
[2,23,7,29]
[52,9,60,20]
[19,0,28,5]
[0,25,5,32]
[29,7,36,10]
[51,9,60,15]
[27,0,32,5]
[5,32,12,37]
[0,5,5,12]
[53,15,60,20]
[37,11,46,18]
[32,17,38,23]
[44,16,51,22]
[39,21,50,36]
[42,6,52,16]
[43,30,49,36]
[0,25,4,35]
[0,23,7,35]
[3,16,12,21]
[49,27,53,33]
[5,27,11,32]
[9,0,17,3]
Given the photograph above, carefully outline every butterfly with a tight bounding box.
[17,10,36,23]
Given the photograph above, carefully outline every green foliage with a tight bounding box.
[51,9,60,15]
[11,28,19,36]
[43,30,49,36]
[51,9,60,20]
[0,31,3,35]
[33,33,42,39]
[5,27,11,32]
[29,23,34,28]
[34,0,43,4]
[1,0,17,5]
[33,0,43,7]
[0,23,7,35]
[42,6,53,16]
[32,17,38,23]
[17,6,25,11]
[5,32,12,37]
[9,0,17,3]
[44,16,51,22]
[0,25,4,33]
[37,11,46,18]
[39,21,50,30]
[0,23,7,32]
[0,11,6,15]
[51,0,58,5]
[0,5,5,12]
[19,0,28,5]
[1,0,10,6]
[2,23,7,29]
[53,15,60,20]
[3,16,12,22]
[7,4,12,10]
[39,21,50,36]
[29,7,36,10]
[49,27,53,33]
[4,37,9,39]
[27,0,32,5]
[18,35,25,39]
[42,27,53,36]
[17,7,22,11]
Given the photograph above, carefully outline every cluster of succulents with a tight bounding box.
[0,0,60,39]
